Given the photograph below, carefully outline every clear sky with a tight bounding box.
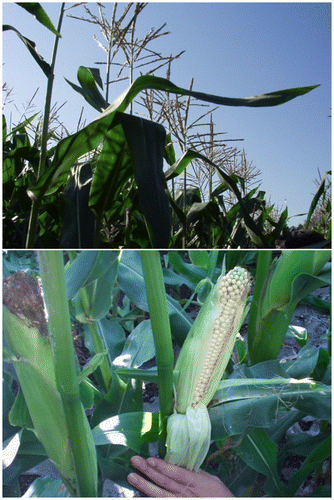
[3,2,331,225]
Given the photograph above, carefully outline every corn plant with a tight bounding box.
[3,3,320,249]
[248,250,331,364]
[3,251,98,497]
[3,249,330,497]
[304,169,331,241]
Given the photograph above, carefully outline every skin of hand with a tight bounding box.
[127,456,234,497]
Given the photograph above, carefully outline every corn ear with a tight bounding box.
[175,266,251,414]
[165,266,251,471]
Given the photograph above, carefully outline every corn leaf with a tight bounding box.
[248,252,331,364]
[3,449,45,497]
[116,113,170,248]
[89,112,171,247]
[210,376,330,439]
[92,411,159,450]
[278,430,329,470]
[65,66,107,112]
[22,477,69,497]
[288,266,331,307]
[96,317,126,361]
[97,75,319,120]
[118,251,192,344]
[3,25,52,77]
[286,435,331,496]
[65,250,119,299]
[165,251,208,289]
[4,113,39,139]
[90,260,119,320]
[235,428,284,496]
[189,250,212,272]
[305,170,331,229]
[27,111,118,200]
[60,162,97,248]
[78,351,108,384]
[88,122,132,217]
[16,3,61,36]
[9,389,34,430]
[113,320,156,370]
[3,431,22,469]
[164,133,176,166]
[69,252,119,322]
[285,344,324,379]
[115,367,161,384]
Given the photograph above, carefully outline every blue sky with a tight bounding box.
[3,2,331,225]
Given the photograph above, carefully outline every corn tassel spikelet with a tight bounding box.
[165,266,251,471]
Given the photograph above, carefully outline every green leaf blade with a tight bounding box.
[117,113,171,248]
[97,75,320,121]
[27,111,117,200]
[16,3,61,37]
[92,412,159,451]
[3,25,52,77]
[65,66,107,112]
[235,428,284,496]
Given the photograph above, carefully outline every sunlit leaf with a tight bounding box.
[3,25,51,77]
[92,411,159,450]
[305,170,331,229]
[16,3,61,37]
[65,66,107,112]
[97,75,320,120]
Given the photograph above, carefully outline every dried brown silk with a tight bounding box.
[3,271,48,337]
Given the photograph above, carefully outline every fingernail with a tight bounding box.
[127,473,138,484]
[147,457,157,467]
[131,456,143,467]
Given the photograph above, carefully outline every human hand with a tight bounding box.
[127,456,234,497]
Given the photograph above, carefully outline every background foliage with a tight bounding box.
[3,3,330,249]
[3,249,331,497]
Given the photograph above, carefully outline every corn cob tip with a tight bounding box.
[217,266,251,303]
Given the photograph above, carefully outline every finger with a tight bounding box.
[146,457,202,487]
[131,456,191,496]
[145,458,233,497]
[130,455,150,473]
[198,468,225,482]
[127,472,175,498]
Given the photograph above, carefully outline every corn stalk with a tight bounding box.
[140,251,174,457]
[3,252,98,496]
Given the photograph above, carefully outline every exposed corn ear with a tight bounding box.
[165,266,251,471]
[175,266,251,414]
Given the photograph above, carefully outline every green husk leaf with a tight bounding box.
[9,357,77,494]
